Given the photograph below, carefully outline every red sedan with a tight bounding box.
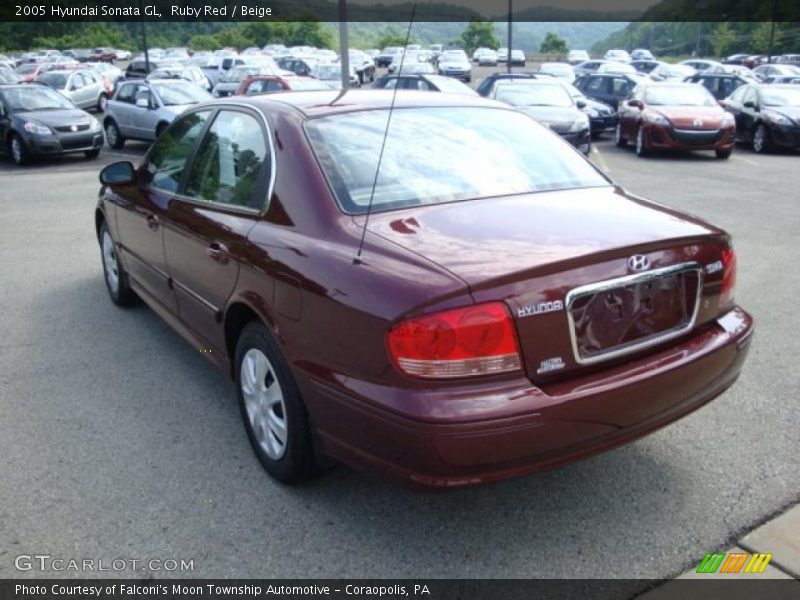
[95,91,752,488]
[235,75,330,96]
[615,82,736,158]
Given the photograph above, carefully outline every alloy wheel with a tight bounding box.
[10,137,23,164]
[105,123,117,146]
[754,126,766,153]
[102,231,119,294]
[240,348,288,460]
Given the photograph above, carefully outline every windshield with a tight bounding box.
[441,51,467,61]
[36,73,68,88]
[495,84,573,107]
[541,64,572,75]
[762,87,800,106]
[151,83,211,106]
[16,64,39,74]
[306,107,607,214]
[288,78,329,91]
[1,86,74,111]
[645,85,715,106]
[312,64,345,80]
[221,66,272,83]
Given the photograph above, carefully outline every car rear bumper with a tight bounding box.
[302,307,753,488]
[27,132,104,156]
[590,114,618,133]
[645,124,736,152]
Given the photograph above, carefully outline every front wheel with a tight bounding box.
[99,221,138,306]
[752,124,771,154]
[105,120,124,149]
[615,122,627,147]
[9,134,29,165]
[635,125,649,157]
[236,322,319,484]
[97,94,108,112]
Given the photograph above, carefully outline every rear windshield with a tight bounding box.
[306,107,608,214]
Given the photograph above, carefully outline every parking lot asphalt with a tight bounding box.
[0,68,798,588]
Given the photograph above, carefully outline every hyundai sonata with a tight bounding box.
[96,91,752,487]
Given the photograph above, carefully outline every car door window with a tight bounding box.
[134,85,152,106]
[264,80,284,93]
[611,78,630,96]
[144,111,211,193]
[185,110,269,210]
[584,76,605,93]
[116,84,135,103]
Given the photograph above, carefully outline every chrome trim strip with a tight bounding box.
[565,262,703,366]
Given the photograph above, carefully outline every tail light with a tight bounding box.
[719,247,737,309]
[386,302,522,379]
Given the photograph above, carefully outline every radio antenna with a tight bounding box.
[353,0,419,265]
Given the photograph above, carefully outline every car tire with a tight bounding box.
[8,133,29,165]
[99,221,138,307]
[635,126,649,157]
[105,120,124,149]
[235,321,319,484]
[752,124,771,154]
[715,148,732,159]
[85,149,100,159]
[615,122,627,147]
[97,94,108,112]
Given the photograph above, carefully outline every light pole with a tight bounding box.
[506,0,512,73]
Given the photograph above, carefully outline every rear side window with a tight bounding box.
[185,110,269,209]
[583,77,605,93]
[115,84,135,103]
[144,111,210,193]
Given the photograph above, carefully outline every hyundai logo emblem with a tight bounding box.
[693,118,703,128]
[627,255,650,272]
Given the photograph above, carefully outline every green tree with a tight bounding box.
[377,30,416,50]
[189,34,220,51]
[751,21,773,54]
[709,23,736,57]
[459,20,499,55]
[539,32,568,54]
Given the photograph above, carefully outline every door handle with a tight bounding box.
[146,214,159,230]
[207,242,229,264]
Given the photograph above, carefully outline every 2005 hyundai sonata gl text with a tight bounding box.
[95,91,753,488]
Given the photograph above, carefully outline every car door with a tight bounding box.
[77,72,96,108]
[109,82,136,134]
[722,85,747,139]
[65,72,86,108]
[578,75,606,104]
[113,110,211,314]
[131,83,157,139]
[739,86,761,141]
[619,85,644,138]
[162,107,271,354]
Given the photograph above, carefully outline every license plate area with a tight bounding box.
[566,263,702,365]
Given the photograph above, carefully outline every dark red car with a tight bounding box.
[95,91,752,488]
[615,82,736,158]
[235,75,330,96]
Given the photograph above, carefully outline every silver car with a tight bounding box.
[103,79,212,148]
[35,69,107,111]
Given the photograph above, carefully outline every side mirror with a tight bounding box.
[576,99,587,109]
[743,100,757,110]
[100,161,136,186]
[627,99,643,109]
[135,97,150,108]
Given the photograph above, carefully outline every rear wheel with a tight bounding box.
[235,322,318,484]
[105,120,124,149]
[753,124,771,154]
[635,125,649,157]
[9,134,29,165]
[97,94,108,112]
[615,122,627,147]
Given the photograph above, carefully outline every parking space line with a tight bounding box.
[592,145,611,173]
[732,155,760,167]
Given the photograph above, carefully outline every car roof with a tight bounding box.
[220,89,504,117]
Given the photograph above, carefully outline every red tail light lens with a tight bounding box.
[720,247,736,309]
[386,302,522,379]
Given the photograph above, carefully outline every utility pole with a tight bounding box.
[506,0,512,73]
[138,0,150,73]
[767,0,777,62]
[338,0,349,91]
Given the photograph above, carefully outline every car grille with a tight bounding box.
[53,123,91,133]
[566,263,702,364]
[669,128,723,146]
[60,135,96,150]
